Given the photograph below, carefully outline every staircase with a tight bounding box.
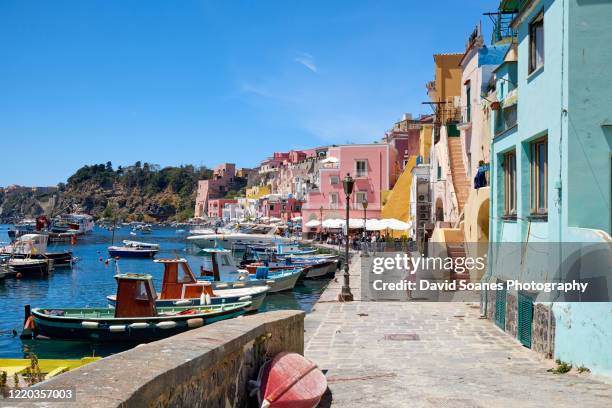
[447,137,470,213]
[446,242,469,284]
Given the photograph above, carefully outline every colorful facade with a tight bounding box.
[486,0,612,377]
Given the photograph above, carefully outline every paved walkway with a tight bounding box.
[304,253,612,408]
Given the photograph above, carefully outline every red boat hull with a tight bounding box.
[258,352,327,408]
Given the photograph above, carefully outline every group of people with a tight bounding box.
[322,232,391,249]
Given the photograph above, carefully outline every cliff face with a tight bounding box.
[0,162,212,223]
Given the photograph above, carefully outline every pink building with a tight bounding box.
[207,198,238,219]
[194,163,247,218]
[258,196,302,221]
[301,144,397,232]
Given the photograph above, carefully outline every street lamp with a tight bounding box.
[319,205,324,242]
[339,173,354,302]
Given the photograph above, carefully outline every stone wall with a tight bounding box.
[532,303,555,357]
[505,293,517,338]
[25,310,304,408]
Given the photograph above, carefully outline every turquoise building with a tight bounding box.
[485,0,612,377]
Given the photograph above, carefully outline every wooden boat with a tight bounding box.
[108,240,159,258]
[0,234,73,267]
[21,273,251,342]
[200,248,302,293]
[8,258,50,277]
[245,256,337,279]
[106,258,269,311]
[253,352,327,408]
[0,357,101,380]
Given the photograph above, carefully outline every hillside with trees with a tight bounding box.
[0,162,212,223]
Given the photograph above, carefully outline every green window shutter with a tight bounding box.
[517,292,533,348]
[437,165,442,180]
[447,123,460,137]
[495,284,506,330]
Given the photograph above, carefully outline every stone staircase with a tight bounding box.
[446,242,469,283]
[447,137,470,213]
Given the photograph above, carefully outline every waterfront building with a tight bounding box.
[301,143,397,234]
[485,0,612,377]
[207,198,238,219]
[194,163,247,218]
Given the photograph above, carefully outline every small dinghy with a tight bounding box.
[253,352,327,408]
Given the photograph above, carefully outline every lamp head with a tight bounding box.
[362,198,368,209]
[343,173,354,196]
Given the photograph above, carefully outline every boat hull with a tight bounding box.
[189,234,293,250]
[107,289,267,311]
[9,260,49,277]
[108,249,158,258]
[30,306,247,342]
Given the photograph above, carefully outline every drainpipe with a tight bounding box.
[548,0,566,359]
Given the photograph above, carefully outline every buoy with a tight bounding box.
[16,273,22,279]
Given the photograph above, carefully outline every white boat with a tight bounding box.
[199,248,302,293]
[56,214,95,234]
[188,224,292,250]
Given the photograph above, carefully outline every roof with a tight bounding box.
[114,273,153,281]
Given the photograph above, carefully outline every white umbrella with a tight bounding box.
[365,219,385,231]
[322,218,344,229]
[320,157,339,164]
[379,218,411,230]
[304,219,320,228]
[292,216,302,222]
[268,217,281,222]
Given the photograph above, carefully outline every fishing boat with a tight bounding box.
[108,240,159,258]
[188,224,293,250]
[8,258,50,277]
[106,258,269,311]
[0,357,101,381]
[21,273,251,342]
[200,248,302,293]
[7,219,37,241]
[0,234,73,267]
[53,213,95,235]
[252,352,327,408]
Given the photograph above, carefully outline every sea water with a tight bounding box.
[0,225,329,359]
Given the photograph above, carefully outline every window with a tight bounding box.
[504,151,517,217]
[136,281,149,301]
[269,204,275,211]
[329,192,339,207]
[465,84,471,122]
[355,191,367,206]
[330,175,339,185]
[355,160,367,177]
[529,11,544,74]
[530,137,548,215]
[437,165,442,180]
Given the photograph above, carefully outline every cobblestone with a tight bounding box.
[305,253,612,408]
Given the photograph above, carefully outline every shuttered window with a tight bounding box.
[495,283,507,330]
[518,292,533,348]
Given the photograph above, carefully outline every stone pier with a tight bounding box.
[305,253,612,407]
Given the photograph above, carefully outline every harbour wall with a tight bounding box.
[24,310,305,408]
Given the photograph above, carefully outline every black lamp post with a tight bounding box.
[362,198,368,240]
[339,173,354,302]
[319,205,324,242]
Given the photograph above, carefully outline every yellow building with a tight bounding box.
[246,185,271,199]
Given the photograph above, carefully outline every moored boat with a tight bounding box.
[22,273,251,342]
[8,258,50,277]
[200,248,302,293]
[0,234,73,267]
[0,357,101,381]
[108,240,159,258]
[106,258,269,311]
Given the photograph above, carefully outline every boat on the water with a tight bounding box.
[253,352,327,408]
[0,357,101,381]
[106,258,269,311]
[188,224,293,250]
[7,258,50,277]
[21,273,251,342]
[53,213,95,235]
[108,240,159,258]
[200,248,302,293]
[0,234,73,267]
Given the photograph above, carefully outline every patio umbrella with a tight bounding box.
[379,218,412,230]
[365,219,384,231]
[322,218,344,229]
[304,219,321,228]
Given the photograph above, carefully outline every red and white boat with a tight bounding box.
[254,352,327,408]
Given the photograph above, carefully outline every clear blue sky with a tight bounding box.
[0,0,494,186]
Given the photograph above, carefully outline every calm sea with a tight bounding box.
[0,225,328,359]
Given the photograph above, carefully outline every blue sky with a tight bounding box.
[0,0,494,186]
